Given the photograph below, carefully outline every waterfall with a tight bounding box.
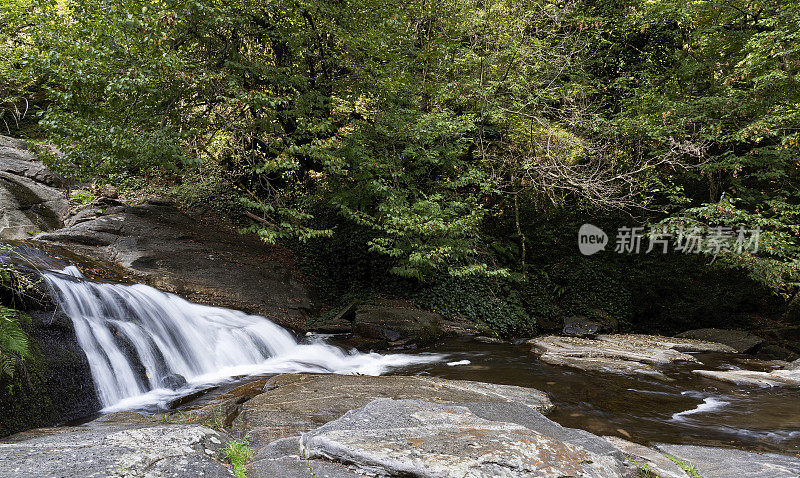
[42,266,441,412]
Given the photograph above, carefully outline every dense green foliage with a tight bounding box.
[590,0,800,293]
[298,210,777,335]
[2,0,798,332]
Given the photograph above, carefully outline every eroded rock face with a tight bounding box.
[300,399,637,478]
[0,136,68,240]
[0,259,100,437]
[229,374,553,446]
[530,334,735,378]
[35,201,313,330]
[0,136,64,187]
[0,412,229,478]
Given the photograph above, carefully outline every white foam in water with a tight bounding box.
[447,360,471,366]
[43,266,443,411]
[671,396,730,421]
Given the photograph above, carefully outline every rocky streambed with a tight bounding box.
[3,372,798,478]
[4,328,800,477]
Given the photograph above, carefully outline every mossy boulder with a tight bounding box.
[0,310,99,437]
[0,260,99,437]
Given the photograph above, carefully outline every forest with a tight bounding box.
[3,2,800,476]
[1,0,799,337]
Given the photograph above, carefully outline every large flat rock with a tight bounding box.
[0,412,230,477]
[35,201,313,330]
[530,334,735,378]
[596,334,737,354]
[692,368,800,387]
[654,443,800,478]
[300,399,637,477]
[230,374,553,446]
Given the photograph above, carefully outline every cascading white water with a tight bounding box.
[43,266,442,412]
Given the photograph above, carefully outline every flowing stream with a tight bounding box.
[401,338,800,455]
[11,248,798,455]
[42,266,441,412]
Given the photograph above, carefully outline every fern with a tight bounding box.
[0,246,35,378]
[0,304,30,378]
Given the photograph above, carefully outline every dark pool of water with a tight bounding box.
[396,337,800,455]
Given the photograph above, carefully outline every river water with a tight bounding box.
[402,338,800,455]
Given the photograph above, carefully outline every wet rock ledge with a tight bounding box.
[529,334,800,388]
[529,334,736,379]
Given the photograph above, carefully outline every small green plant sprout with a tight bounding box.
[224,439,254,478]
[665,454,703,478]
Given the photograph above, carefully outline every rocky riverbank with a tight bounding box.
[4,373,798,477]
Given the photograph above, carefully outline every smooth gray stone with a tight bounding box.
[654,443,800,478]
[301,398,637,477]
[0,418,229,478]
[248,456,364,478]
[603,436,687,478]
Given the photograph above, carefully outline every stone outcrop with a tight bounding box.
[307,301,460,346]
[249,437,365,478]
[602,436,687,478]
[35,201,313,330]
[0,412,229,478]
[529,334,735,378]
[693,367,800,387]
[0,254,99,437]
[0,136,68,240]
[352,304,443,345]
[0,309,101,436]
[300,399,636,478]
[229,373,553,446]
[562,314,617,337]
[5,372,800,477]
[227,374,641,477]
